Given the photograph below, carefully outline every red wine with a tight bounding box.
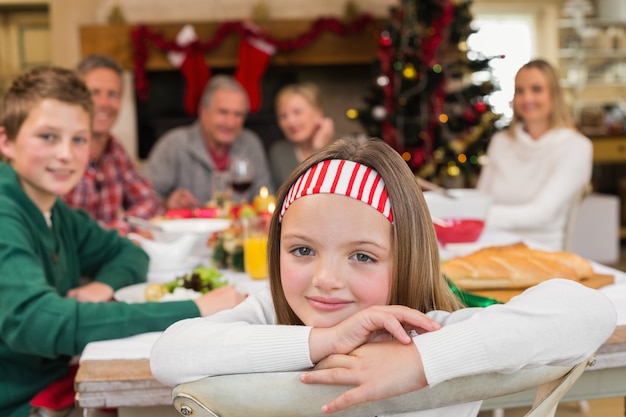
[231,180,253,193]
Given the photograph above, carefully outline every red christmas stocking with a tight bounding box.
[179,50,211,115]
[168,24,211,116]
[234,29,276,113]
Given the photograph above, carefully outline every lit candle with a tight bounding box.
[253,187,277,213]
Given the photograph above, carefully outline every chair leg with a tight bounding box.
[493,408,504,417]
[578,400,590,413]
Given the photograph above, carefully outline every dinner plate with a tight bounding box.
[152,218,231,239]
[116,270,269,304]
[115,283,202,303]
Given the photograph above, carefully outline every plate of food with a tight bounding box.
[115,266,227,303]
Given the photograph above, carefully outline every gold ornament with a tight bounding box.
[446,163,461,177]
[402,63,417,80]
[346,108,359,119]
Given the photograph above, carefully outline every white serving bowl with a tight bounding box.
[128,233,199,271]
[423,189,492,245]
[151,218,232,255]
[423,188,492,220]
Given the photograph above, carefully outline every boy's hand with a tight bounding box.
[308,305,440,363]
[301,341,427,414]
[66,281,114,302]
[166,188,199,209]
[193,285,247,316]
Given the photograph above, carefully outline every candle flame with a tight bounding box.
[260,186,268,198]
[267,202,276,213]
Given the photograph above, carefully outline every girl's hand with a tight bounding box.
[308,305,440,363]
[66,281,114,302]
[193,285,247,316]
[312,117,335,150]
[301,341,427,414]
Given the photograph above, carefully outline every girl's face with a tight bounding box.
[280,193,393,328]
[277,93,323,145]
[512,67,553,126]
[0,98,91,212]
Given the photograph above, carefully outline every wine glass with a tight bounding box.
[229,157,254,202]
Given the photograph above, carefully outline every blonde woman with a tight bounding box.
[269,82,335,187]
[477,59,592,250]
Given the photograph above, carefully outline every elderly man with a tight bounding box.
[145,75,274,209]
[64,53,164,235]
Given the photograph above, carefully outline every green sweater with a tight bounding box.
[0,163,200,417]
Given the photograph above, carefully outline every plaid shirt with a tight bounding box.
[64,135,164,236]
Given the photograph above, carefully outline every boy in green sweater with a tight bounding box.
[0,66,245,417]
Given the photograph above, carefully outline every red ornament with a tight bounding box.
[474,102,488,113]
[379,32,392,47]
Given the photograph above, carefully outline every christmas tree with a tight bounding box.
[349,0,502,187]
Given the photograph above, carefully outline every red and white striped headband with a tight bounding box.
[279,159,393,223]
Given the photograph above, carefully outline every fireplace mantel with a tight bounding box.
[79,19,383,71]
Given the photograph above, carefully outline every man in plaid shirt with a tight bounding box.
[64,54,164,236]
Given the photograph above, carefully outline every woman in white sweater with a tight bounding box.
[477,59,592,251]
[151,138,615,417]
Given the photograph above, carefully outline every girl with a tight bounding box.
[151,137,615,416]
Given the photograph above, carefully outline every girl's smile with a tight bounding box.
[280,193,393,328]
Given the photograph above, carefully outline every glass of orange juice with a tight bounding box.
[243,216,269,279]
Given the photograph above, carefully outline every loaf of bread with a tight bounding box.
[441,243,595,290]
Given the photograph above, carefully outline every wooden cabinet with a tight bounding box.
[593,136,626,163]
[591,135,626,238]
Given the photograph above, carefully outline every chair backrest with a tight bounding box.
[171,356,594,417]
[563,183,592,252]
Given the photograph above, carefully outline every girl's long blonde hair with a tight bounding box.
[268,137,463,325]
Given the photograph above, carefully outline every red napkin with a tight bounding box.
[30,364,78,410]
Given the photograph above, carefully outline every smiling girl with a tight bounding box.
[151,137,615,417]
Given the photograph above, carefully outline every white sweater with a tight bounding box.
[150,279,616,417]
[476,126,592,251]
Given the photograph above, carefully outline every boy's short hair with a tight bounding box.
[0,66,93,141]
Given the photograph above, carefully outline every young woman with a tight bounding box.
[477,59,592,251]
[269,82,335,187]
[151,137,615,417]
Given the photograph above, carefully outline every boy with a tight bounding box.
[0,66,244,417]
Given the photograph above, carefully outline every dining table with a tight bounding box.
[74,228,626,417]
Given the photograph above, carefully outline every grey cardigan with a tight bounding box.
[144,121,275,204]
